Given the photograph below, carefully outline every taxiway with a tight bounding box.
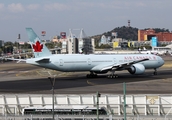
[0,56,172,94]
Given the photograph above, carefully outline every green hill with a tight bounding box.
[92,26,170,47]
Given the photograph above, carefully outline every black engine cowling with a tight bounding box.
[128,63,145,75]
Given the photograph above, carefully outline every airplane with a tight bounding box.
[139,47,170,55]
[139,47,153,54]
[139,47,158,55]
[11,28,165,78]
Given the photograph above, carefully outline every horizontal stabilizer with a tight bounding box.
[6,58,26,63]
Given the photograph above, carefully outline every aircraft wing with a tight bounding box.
[6,57,50,63]
[91,58,149,72]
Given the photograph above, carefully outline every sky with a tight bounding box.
[0,0,171,42]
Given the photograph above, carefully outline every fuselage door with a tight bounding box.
[114,58,117,64]
[88,58,91,65]
[59,59,63,66]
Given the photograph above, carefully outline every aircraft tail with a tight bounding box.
[26,28,52,58]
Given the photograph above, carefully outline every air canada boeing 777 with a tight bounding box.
[18,28,165,78]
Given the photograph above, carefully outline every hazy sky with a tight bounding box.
[0,0,171,42]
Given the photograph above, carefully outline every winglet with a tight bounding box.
[26,28,52,58]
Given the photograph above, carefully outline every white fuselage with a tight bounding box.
[26,54,164,72]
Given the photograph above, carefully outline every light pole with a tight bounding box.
[48,75,56,120]
[83,106,88,120]
[97,91,101,120]
[17,34,20,54]
[123,82,126,120]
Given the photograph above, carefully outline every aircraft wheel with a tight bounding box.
[86,74,88,78]
[86,74,97,78]
[93,74,97,78]
[107,75,118,79]
[107,75,111,78]
[153,72,157,75]
[86,74,90,78]
[115,75,118,78]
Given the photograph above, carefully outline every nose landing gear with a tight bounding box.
[153,68,157,75]
[86,72,97,78]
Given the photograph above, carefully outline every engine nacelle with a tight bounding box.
[128,63,145,75]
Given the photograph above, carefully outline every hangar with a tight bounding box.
[138,29,172,41]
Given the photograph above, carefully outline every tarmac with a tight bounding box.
[0,55,172,94]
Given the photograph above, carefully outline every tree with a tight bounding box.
[45,42,55,49]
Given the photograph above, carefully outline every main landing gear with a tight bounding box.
[86,72,97,78]
[153,68,157,75]
[107,70,118,78]
[86,71,119,78]
[107,74,118,78]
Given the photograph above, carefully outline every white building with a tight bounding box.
[67,29,93,54]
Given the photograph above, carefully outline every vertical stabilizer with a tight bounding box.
[26,28,52,58]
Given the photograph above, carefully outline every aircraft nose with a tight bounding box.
[158,56,164,66]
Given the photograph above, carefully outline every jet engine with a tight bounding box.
[128,63,145,75]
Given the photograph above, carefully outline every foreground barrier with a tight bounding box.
[0,94,172,118]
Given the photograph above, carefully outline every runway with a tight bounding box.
[0,56,172,94]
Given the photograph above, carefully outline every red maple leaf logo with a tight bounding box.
[32,41,43,52]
